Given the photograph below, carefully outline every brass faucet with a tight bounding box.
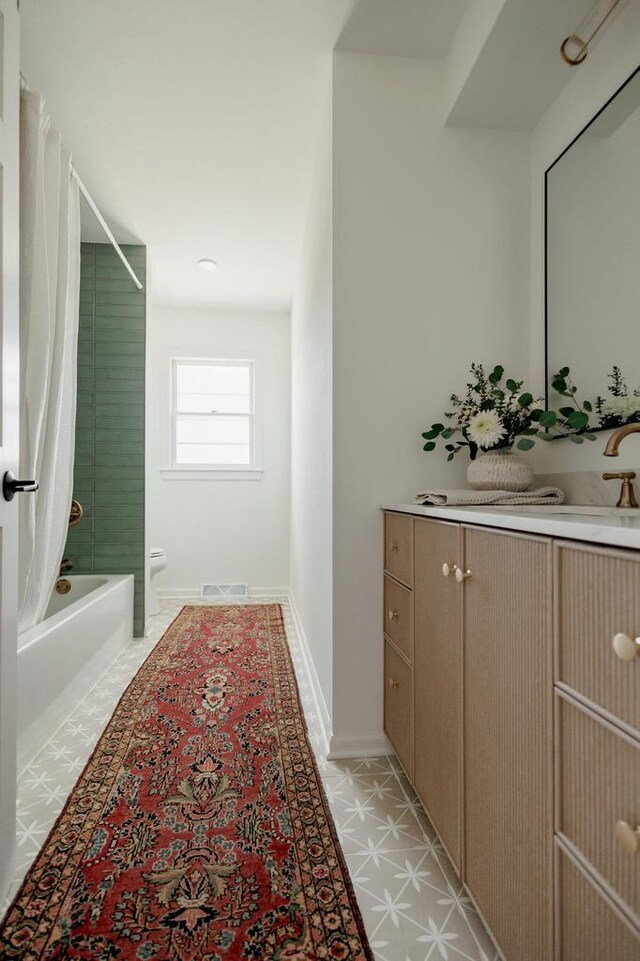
[60,557,73,575]
[602,423,640,507]
[603,422,640,456]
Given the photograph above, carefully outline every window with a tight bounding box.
[171,359,254,469]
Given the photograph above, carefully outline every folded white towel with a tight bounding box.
[414,486,565,507]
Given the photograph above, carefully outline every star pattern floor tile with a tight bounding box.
[1,597,499,960]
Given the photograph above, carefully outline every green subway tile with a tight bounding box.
[95,428,144,445]
[77,377,95,392]
[75,414,93,431]
[94,344,145,361]
[73,465,94,480]
[94,491,144,506]
[95,392,144,408]
[94,517,144,532]
[94,368,144,384]
[77,392,94,409]
[95,278,145,293]
[95,443,143,457]
[94,316,146,331]
[73,453,94,468]
[95,266,140,281]
[96,292,145,307]
[94,466,144,480]
[72,481,93,496]
[67,552,94,569]
[94,353,145,369]
[95,415,144,431]
[75,430,93,455]
[78,328,94,344]
[95,405,144,421]
[92,381,144,395]
[95,252,145,268]
[94,477,143,493]
[94,542,142,557]
[96,531,144,547]
[93,511,143,526]
[66,530,93,549]
[95,453,144,467]
[94,561,144,575]
[95,328,145,345]
[93,500,142,514]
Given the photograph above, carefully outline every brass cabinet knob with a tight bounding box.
[612,633,640,662]
[388,609,400,622]
[455,567,472,584]
[442,562,458,578]
[388,677,400,689]
[615,820,640,855]
[389,541,399,552]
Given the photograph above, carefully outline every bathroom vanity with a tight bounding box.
[382,505,640,961]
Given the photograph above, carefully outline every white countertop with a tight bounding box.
[383,503,640,551]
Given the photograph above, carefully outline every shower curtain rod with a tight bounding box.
[19,73,143,291]
[70,168,144,291]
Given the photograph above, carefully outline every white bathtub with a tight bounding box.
[17,574,134,771]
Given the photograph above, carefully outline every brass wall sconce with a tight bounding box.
[561,0,628,65]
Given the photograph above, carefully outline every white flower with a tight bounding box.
[601,396,640,419]
[467,410,506,449]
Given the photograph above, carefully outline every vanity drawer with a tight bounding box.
[384,639,412,779]
[556,694,640,921]
[384,512,413,588]
[384,574,412,663]
[557,847,640,961]
[555,543,640,733]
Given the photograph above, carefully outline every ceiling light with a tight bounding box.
[197,258,218,271]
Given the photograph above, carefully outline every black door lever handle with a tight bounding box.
[3,470,39,502]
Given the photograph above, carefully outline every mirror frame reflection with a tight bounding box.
[544,65,640,432]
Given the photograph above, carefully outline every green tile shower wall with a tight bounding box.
[65,242,146,636]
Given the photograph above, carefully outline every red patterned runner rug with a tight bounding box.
[1,604,373,961]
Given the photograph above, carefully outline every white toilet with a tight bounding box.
[148,547,167,616]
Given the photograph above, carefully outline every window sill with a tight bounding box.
[160,468,264,481]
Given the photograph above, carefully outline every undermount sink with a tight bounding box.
[491,504,639,517]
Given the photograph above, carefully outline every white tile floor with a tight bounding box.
[1,597,499,961]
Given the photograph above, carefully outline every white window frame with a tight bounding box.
[164,357,262,480]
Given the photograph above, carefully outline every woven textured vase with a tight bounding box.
[467,449,533,492]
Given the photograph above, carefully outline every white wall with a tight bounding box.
[148,307,290,594]
[330,52,530,753]
[290,93,334,742]
[529,1,640,474]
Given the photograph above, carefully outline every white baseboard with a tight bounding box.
[327,732,392,760]
[156,587,289,599]
[248,586,289,598]
[287,591,331,758]
[157,588,200,599]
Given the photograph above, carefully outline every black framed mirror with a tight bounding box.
[545,65,640,432]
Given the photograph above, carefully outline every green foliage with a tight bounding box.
[421,362,598,464]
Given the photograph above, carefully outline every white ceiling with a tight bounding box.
[337,0,469,60]
[19,0,591,312]
[20,0,357,312]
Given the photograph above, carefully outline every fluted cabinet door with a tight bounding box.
[463,527,553,961]
[414,518,463,873]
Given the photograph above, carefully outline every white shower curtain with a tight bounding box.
[18,91,81,633]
